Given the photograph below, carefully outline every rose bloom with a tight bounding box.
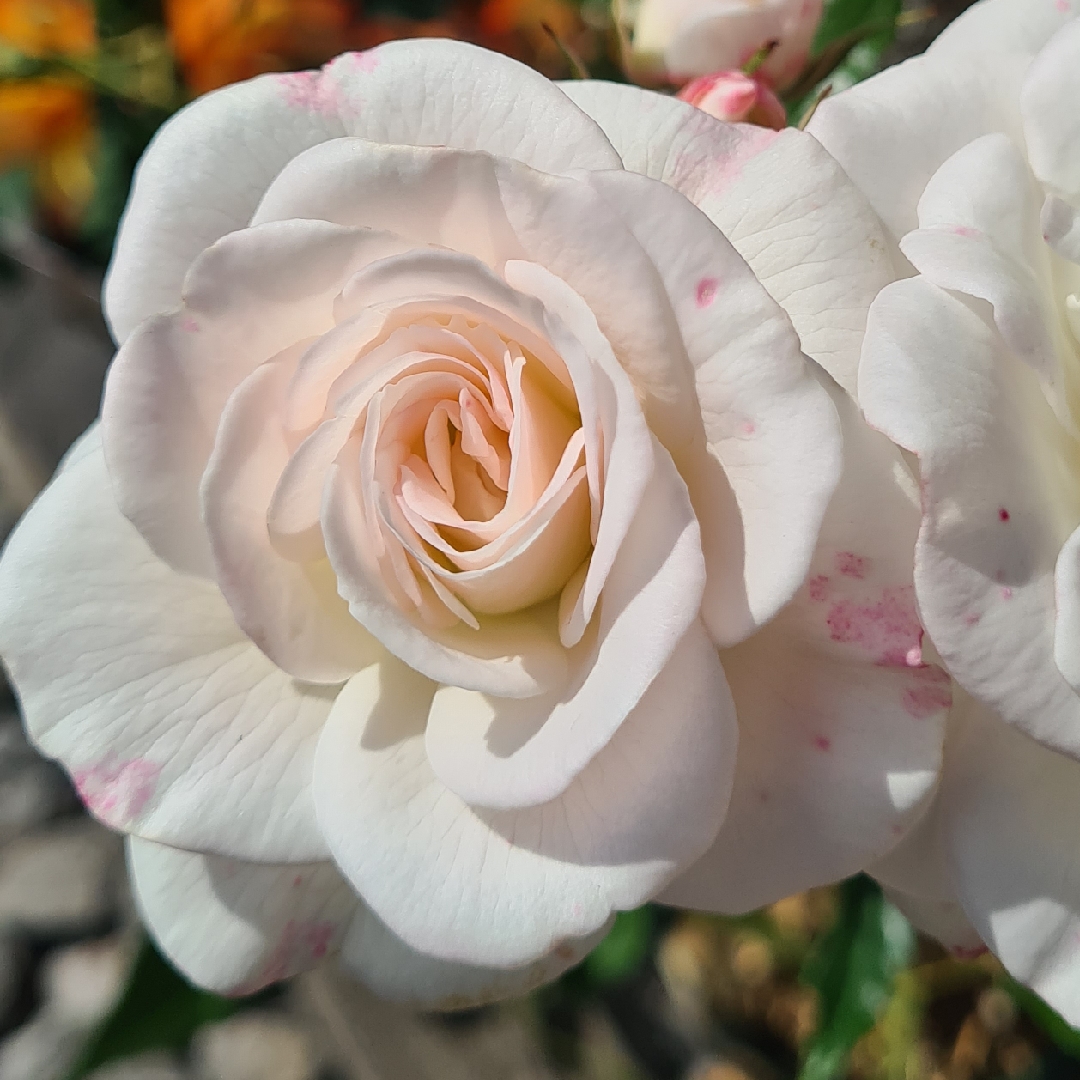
[623,0,823,89]
[809,0,1080,1020]
[0,41,946,1005]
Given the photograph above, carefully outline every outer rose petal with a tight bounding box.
[588,167,842,646]
[127,839,357,995]
[1020,17,1080,201]
[663,383,946,912]
[900,696,1080,1024]
[929,0,1076,66]
[0,430,332,861]
[860,277,1080,759]
[559,85,895,397]
[881,886,986,958]
[313,626,733,969]
[103,221,393,577]
[105,39,619,343]
[807,58,1029,240]
[342,909,610,1009]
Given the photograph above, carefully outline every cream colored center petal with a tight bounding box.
[300,311,596,630]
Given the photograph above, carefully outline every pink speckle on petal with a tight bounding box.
[277,70,340,116]
[807,575,830,602]
[964,613,982,626]
[73,759,160,827]
[1001,586,1014,600]
[1056,0,1070,13]
[292,875,304,888]
[998,508,1011,522]
[826,585,925,668]
[951,225,980,238]
[813,734,832,752]
[835,552,868,579]
[695,276,720,308]
[352,49,380,72]
[702,126,779,198]
[741,420,757,436]
[232,919,338,995]
[180,315,199,333]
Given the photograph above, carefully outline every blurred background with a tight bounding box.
[4,1,1080,1078]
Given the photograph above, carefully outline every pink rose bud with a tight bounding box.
[677,70,788,129]
[625,0,823,90]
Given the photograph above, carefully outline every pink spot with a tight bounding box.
[951,225,980,238]
[351,49,380,72]
[835,552,868,579]
[695,276,720,308]
[1056,0,1070,13]
[292,874,304,888]
[807,575,830,602]
[812,734,832,752]
[998,508,1011,522]
[902,666,953,719]
[741,420,757,436]
[1001,586,1014,600]
[964,612,982,626]
[179,315,199,333]
[905,645,923,668]
[73,759,160,826]
[950,944,988,960]
[277,70,340,116]
[826,585,925,668]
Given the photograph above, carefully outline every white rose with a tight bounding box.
[0,41,945,1006]
[810,0,1080,1020]
[623,0,823,88]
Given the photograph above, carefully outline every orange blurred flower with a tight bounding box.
[0,0,96,57]
[166,0,353,94]
[0,0,97,228]
[477,0,592,76]
[0,79,96,227]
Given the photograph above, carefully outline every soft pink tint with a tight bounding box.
[277,70,340,116]
[233,918,338,995]
[73,758,160,826]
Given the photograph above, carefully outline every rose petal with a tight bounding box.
[105,39,619,342]
[860,275,1080,758]
[663,386,946,912]
[127,838,357,994]
[424,440,715,809]
[202,356,381,683]
[0,432,332,860]
[588,167,842,647]
[102,221,396,577]
[313,628,733,968]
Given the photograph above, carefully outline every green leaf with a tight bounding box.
[1003,976,1080,1060]
[64,935,241,1080]
[583,907,656,985]
[0,168,34,225]
[785,0,901,123]
[798,876,915,1080]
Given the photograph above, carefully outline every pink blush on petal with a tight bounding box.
[73,759,160,827]
[835,551,868,579]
